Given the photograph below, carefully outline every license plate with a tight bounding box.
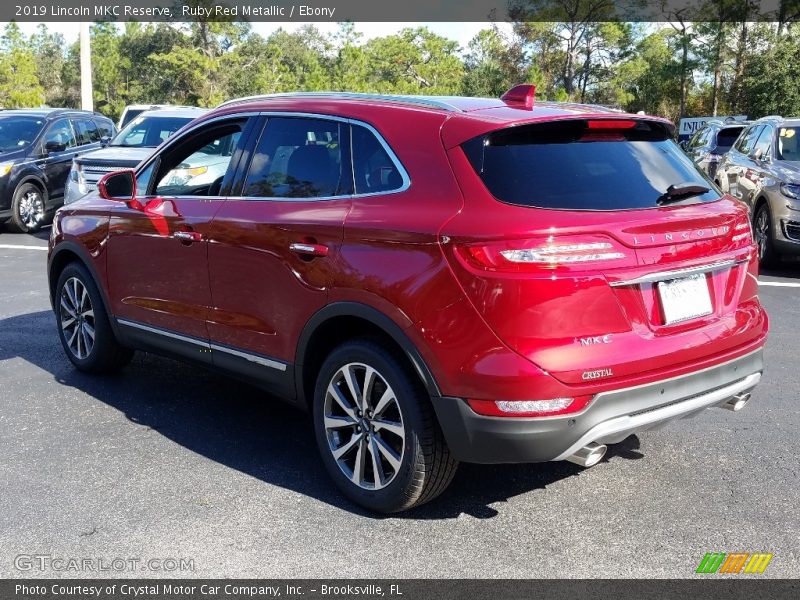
[657,273,713,325]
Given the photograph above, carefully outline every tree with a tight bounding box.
[0,23,45,108]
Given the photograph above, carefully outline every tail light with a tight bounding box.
[732,218,753,244]
[456,234,636,273]
[468,395,594,417]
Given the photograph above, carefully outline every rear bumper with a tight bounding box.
[432,348,764,464]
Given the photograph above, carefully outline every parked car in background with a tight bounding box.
[0,108,116,233]
[683,119,748,180]
[49,89,767,512]
[65,107,208,205]
[717,116,800,266]
[117,104,174,129]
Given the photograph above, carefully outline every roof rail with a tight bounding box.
[757,115,784,121]
[216,92,464,112]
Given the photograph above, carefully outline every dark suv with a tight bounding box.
[0,109,116,233]
[48,89,767,512]
[717,116,800,265]
[683,119,748,180]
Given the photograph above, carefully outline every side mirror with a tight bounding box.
[44,140,67,153]
[100,135,111,146]
[98,169,136,202]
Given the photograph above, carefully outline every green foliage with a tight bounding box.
[0,10,796,123]
[0,23,45,108]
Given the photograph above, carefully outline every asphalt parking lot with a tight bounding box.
[0,228,797,579]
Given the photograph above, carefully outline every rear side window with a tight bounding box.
[352,124,406,194]
[734,125,762,154]
[74,119,100,145]
[94,118,115,139]
[463,120,719,211]
[243,117,350,198]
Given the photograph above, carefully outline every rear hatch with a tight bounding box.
[442,116,766,386]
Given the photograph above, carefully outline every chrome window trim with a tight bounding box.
[136,111,411,202]
[117,318,288,372]
[608,258,749,287]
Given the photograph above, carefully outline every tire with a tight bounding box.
[8,182,47,233]
[753,202,779,268]
[55,262,134,373]
[312,338,458,513]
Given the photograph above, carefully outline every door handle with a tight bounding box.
[289,242,329,257]
[173,230,203,243]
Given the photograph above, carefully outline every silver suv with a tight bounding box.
[717,116,800,266]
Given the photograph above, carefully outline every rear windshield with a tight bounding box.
[716,127,744,151]
[463,120,719,210]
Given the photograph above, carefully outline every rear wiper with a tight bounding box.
[657,182,711,205]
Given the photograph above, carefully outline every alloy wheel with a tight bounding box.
[755,209,769,260]
[323,362,405,490]
[59,277,95,360]
[18,190,45,230]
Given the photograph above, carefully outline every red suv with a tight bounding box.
[48,87,768,512]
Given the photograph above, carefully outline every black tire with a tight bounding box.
[312,338,458,513]
[8,182,47,233]
[754,202,779,268]
[55,262,134,373]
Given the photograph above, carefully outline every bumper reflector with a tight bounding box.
[467,396,593,417]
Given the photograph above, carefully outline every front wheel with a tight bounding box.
[312,339,458,513]
[754,203,779,268]
[8,182,46,233]
[55,262,134,372]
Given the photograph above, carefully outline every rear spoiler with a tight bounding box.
[441,114,676,150]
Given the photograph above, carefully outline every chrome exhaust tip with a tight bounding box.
[565,442,607,468]
[722,392,751,412]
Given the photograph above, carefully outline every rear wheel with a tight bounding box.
[754,202,779,268]
[312,339,457,513]
[8,182,46,233]
[55,262,134,372]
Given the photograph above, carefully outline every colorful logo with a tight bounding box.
[696,552,773,574]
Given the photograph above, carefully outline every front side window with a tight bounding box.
[352,124,405,194]
[150,120,245,197]
[776,127,799,161]
[463,119,719,211]
[0,116,44,153]
[243,117,349,198]
[42,119,77,151]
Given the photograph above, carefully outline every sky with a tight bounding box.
[11,21,507,51]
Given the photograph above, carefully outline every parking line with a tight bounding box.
[758,281,800,288]
[0,244,48,251]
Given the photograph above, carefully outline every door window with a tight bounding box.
[42,119,76,151]
[352,124,406,194]
[73,119,100,145]
[734,125,763,155]
[751,125,774,159]
[242,117,350,198]
[151,119,246,197]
